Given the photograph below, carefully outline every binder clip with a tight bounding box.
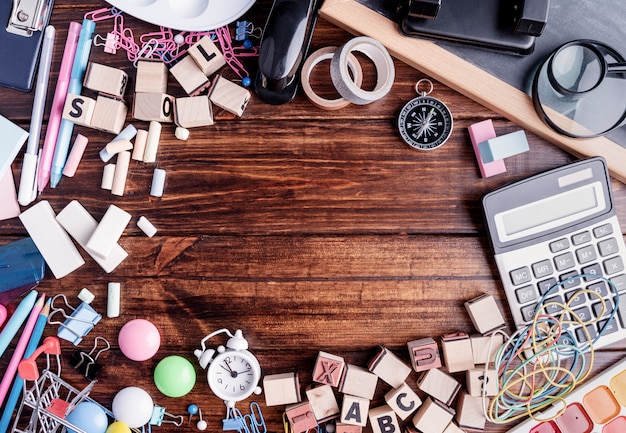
[69,336,110,380]
[223,403,266,433]
[48,294,102,346]
[7,0,53,36]
[149,405,183,431]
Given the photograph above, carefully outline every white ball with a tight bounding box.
[111,387,154,428]
[197,420,208,430]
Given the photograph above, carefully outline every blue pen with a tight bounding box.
[49,19,96,189]
[0,290,38,358]
[0,298,49,433]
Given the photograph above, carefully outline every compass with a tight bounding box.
[397,79,453,150]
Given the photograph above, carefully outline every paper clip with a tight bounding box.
[224,403,267,433]
[214,26,249,79]
[282,413,293,433]
[83,7,122,22]
[149,405,184,428]
[48,294,102,346]
[69,336,110,380]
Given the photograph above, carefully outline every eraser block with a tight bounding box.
[135,60,168,94]
[84,62,129,98]
[338,364,378,400]
[209,75,251,117]
[441,332,475,373]
[407,337,441,372]
[169,55,212,96]
[478,130,529,163]
[313,351,345,387]
[464,293,506,335]
[285,402,317,433]
[305,384,340,422]
[91,95,127,134]
[56,200,128,273]
[341,394,370,426]
[412,398,455,433]
[416,368,461,406]
[456,393,487,432]
[467,120,506,178]
[86,204,131,260]
[62,93,96,127]
[368,346,412,388]
[187,35,226,76]
[137,216,158,238]
[385,382,422,420]
[369,405,401,433]
[466,367,498,397]
[19,200,85,278]
[263,372,301,406]
[0,168,20,221]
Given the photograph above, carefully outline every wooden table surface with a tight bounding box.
[1,1,626,432]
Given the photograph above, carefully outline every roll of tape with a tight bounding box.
[301,46,364,110]
[330,36,395,105]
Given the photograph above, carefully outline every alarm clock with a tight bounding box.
[194,329,262,407]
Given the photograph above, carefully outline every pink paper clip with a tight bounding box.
[215,26,248,79]
[84,7,122,22]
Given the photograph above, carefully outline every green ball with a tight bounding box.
[154,355,196,397]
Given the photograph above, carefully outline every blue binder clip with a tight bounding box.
[48,294,102,345]
[148,405,183,433]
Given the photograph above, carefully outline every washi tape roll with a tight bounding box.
[301,46,364,110]
[330,36,395,105]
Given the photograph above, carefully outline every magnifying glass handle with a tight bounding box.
[607,62,626,73]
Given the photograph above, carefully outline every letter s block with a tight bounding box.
[62,93,96,127]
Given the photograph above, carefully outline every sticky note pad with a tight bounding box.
[0,114,28,180]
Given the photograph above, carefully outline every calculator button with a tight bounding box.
[559,271,581,290]
[592,298,613,318]
[598,238,619,257]
[554,252,575,271]
[587,281,609,298]
[597,318,619,335]
[572,231,591,245]
[565,290,586,308]
[604,256,625,275]
[532,259,553,279]
[520,304,537,323]
[610,274,626,292]
[617,296,626,328]
[593,223,614,238]
[581,263,602,281]
[575,245,597,264]
[575,324,597,343]
[544,295,564,315]
[515,285,537,304]
[510,266,532,286]
[549,238,570,253]
[572,306,592,322]
[538,277,557,295]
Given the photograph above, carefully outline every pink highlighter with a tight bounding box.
[0,305,6,328]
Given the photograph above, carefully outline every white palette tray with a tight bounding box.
[105,0,256,31]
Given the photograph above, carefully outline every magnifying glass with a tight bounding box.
[548,41,626,95]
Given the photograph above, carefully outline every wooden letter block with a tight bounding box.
[466,367,498,397]
[313,351,345,387]
[407,337,441,372]
[456,393,487,432]
[412,398,455,433]
[263,372,301,406]
[416,368,461,406]
[133,92,174,123]
[470,334,504,365]
[173,95,214,128]
[169,55,212,96]
[340,394,370,426]
[368,346,412,388]
[385,382,422,420]
[62,94,96,127]
[285,402,317,433]
[441,332,475,373]
[209,75,251,117]
[464,293,506,335]
[305,384,340,422]
[338,364,378,400]
[369,405,401,433]
[135,60,168,94]
[90,95,127,134]
[336,423,362,433]
[187,35,226,76]
[442,422,465,433]
[83,62,128,98]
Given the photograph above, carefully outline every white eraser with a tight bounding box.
[175,126,190,141]
[150,168,166,197]
[86,204,131,260]
[132,129,148,161]
[107,282,121,318]
[101,164,116,190]
[78,288,96,304]
[100,139,133,163]
[111,150,131,196]
[137,216,157,237]
[19,200,85,278]
[113,124,138,142]
[143,121,162,163]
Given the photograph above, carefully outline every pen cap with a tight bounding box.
[59,22,83,79]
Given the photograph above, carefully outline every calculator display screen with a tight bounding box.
[494,182,605,242]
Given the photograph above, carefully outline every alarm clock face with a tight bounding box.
[207,350,261,402]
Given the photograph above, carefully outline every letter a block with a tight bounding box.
[407,337,441,372]
[209,75,251,117]
[384,382,422,420]
[369,405,400,433]
[313,351,345,387]
[340,394,370,426]
[90,95,127,134]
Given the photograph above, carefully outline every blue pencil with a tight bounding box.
[0,290,37,358]
[0,298,49,433]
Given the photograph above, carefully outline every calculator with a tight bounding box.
[482,157,626,350]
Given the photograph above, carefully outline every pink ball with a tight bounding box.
[118,319,160,361]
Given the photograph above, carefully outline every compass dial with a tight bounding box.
[398,96,453,150]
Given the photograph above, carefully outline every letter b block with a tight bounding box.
[369,405,400,433]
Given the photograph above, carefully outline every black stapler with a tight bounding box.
[254,0,322,105]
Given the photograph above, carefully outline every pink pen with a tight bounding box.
[37,22,82,193]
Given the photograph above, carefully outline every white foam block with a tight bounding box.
[56,200,128,273]
[19,200,85,278]
[86,204,131,260]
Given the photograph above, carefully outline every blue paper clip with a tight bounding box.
[223,403,266,433]
[48,294,102,345]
